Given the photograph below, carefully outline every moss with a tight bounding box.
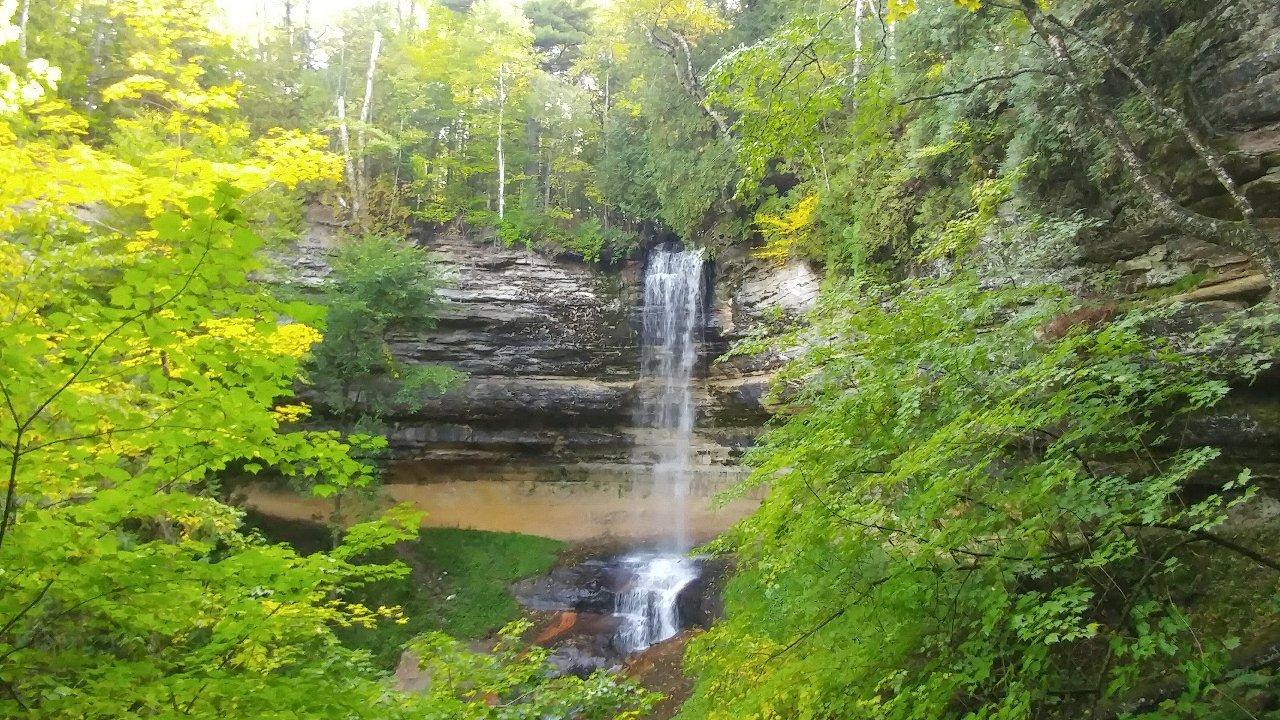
[1138,270,1211,300]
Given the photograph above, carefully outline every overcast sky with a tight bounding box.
[211,0,527,38]
[213,0,374,36]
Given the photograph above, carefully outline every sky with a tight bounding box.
[212,0,376,37]
[212,0,526,38]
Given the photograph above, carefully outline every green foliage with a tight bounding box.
[307,235,462,422]
[685,278,1280,719]
[0,181,419,717]
[338,528,565,668]
[411,621,660,719]
[497,208,638,262]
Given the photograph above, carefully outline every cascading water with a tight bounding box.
[615,245,705,654]
[614,554,698,653]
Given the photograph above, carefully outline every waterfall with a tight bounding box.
[614,555,699,654]
[636,245,705,549]
[615,245,705,653]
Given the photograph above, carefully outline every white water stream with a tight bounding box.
[615,554,699,653]
[615,246,705,653]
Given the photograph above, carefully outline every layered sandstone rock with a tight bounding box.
[276,223,817,485]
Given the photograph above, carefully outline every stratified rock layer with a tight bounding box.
[276,223,818,491]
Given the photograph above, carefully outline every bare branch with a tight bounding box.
[898,68,1049,104]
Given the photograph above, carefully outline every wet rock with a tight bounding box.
[674,557,730,629]
[511,559,627,614]
[515,553,730,680]
[622,631,700,720]
[545,636,620,677]
[704,377,773,425]
[532,611,627,677]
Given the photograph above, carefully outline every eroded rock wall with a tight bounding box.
[279,222,816,485]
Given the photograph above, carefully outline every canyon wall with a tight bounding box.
[268,0,1280,526]
[376,230,819,484]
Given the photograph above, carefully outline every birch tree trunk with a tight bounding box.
[336,91,358,219]
[852,0,865,80]
[354,30,383,231]
[17,0,29,59]
[497,64,506,220]
[602,57,611,228]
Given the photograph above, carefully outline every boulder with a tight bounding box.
[1244,169,1280,215]
[1173,273,1271,303]
[510,559,629,614]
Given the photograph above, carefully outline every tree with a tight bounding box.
[524,0,594,73]
[0,132,415,716]
[0,9,651,717]
[684,279,1280,720]
[307,235,461,425]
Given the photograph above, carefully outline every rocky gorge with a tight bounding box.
[259,0,1280,707]
[261,207,822,544]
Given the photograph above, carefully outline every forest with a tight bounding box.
[3,0,1280,718]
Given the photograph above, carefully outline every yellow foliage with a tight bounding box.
[886,0,918,23]
[255,129,344,188]
[753,193,819,266]
[201,319,322,359]
[270,323,323,358]
[0,240,20,278]
[102,74,170,103]
[271,404,312,423]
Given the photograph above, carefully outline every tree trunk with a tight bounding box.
[643,26,731,138]
[852,0,865,80]
[337,92,358,219]
[602,59,611,229]
[354,30,383,231]
[300,0,313,69]
[1040,13,1259,228]
[497,63,506,220]
[1018,0,1279,286]
[17,0,29,59]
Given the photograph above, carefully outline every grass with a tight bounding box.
[244,512,560,666]
[344,527,565,668]
[245,513,564,669]
[406,527,565,637]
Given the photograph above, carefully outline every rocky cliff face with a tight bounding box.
[279,217,818,488]
[381,230,640,476]
[978,0,1280,486]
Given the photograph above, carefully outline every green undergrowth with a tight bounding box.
[247,513,564,669]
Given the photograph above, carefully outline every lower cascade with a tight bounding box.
[614,554,700,654]
[615,245,706,652]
